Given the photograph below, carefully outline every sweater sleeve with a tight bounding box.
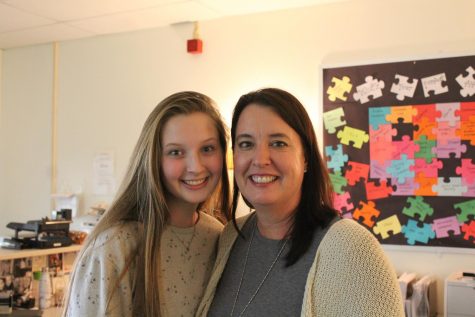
[303,219,404,317]
[65,223,139,317]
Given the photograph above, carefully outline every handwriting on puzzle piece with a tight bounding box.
[337,126,369,149]
[390,74,418,101]
[421,73,449,97]
[373,215,401,239]
[456,66,475,97]
[327,76,353,102]
[432,216,461,239]
[353,201,380,228]
[353,76,385,104]
[402,219,435,245]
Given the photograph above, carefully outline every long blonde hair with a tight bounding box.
[63,91,230,316]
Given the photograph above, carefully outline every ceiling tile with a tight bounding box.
[0,3,55,33]
[2,0,183,21]
[69,1,220,35]
[0,23,94,49]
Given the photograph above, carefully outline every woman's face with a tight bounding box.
[161,112,223,209]
[233,104,306,213]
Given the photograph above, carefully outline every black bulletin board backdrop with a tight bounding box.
[323,55,475,248]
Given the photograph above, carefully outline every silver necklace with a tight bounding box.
[230,220,289,317]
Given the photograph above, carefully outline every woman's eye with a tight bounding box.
[271,140,287,147]
[237,141,253,149]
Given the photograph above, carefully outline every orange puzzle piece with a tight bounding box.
[353,201,380,227]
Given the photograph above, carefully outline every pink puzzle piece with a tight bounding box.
[370,160,391,179]
[456,159,475,184]
[333,192,354,213]
[365,180,393,200]
[370,139,394,164]
[392,135,420,159]
[369,124,397,142]
[433,139,467,158]
[432,216,461,238]
[392,179,419,196]
[436,102,460,127]
[411,158,443,178]
[433,121,460,145]
[345,161,370,186]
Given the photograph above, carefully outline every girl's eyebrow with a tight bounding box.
[236,133,253,139]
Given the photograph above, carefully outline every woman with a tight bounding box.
[63,91,230,317]
[198,88,404,316]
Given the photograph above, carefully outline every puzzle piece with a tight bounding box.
[455,66,475,97]
[415,135,437,163]
[365,180,393,200]
[411,158,443,178]
[413,117,437,140]
[386,154,415,184]
[353,201,380,227]
[329,171,347,194]
[325,144,349,172]
[345,161,370,186]
[461,220,475,243]
[390,74,418,101]
[433,138,467,158]
[414,172,437,196]
[421,73,449,97]
[368,107,391,130]
[455,159,475,184]
[401,219,436,245]
[392,135,420,160]
[413,104,440,123]
[353,76,385,104]
[373,215,402,239]
[370,160,391,179]
[370,139,393,165]
[462,180,475,197]
[369,124,397,142]
[433,121,460,145]
[436,102,460,127]
[327,76,353,102]
[386,105,417,124]
[432,216,461,238]
[432,177,467,196]
[333,192,354,213]
[456,102,475,121]
[456,117,475,146]
[337,126,369,149]
[454,199,475,222]
[341,212,353,219]
[392,178,419,196]
[402,196,434,221]
[323,107,346,134]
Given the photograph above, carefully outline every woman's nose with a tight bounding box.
[252,144,271,167]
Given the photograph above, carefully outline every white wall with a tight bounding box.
[1,0,475,314]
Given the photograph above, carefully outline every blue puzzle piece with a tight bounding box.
[325,144,349,172]
[386,154,415,184]
[401,219,436,245]
[369,107,391,130]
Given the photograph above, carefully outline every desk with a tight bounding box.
[0,245,82,261]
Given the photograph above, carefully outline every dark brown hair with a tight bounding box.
[231,88,337,266]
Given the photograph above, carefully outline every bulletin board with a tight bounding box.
[322,55,475,248]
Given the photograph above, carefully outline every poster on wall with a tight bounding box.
[323,55,475,248]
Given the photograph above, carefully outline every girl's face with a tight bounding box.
[233,104,306,213]
[161,112,223,210]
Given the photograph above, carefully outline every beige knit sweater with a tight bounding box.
[196,214,404,317]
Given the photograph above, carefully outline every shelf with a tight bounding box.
[0,244,82,260]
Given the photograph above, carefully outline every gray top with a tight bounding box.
[208,214,336,317]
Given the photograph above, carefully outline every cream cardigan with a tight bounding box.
[197,214,404,317]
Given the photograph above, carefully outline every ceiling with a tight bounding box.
[0,0,341,50]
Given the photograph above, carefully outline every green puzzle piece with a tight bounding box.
[415,135,436,163]
[454,199,475,222]
[403,196,434,221]
[329,171,347,194]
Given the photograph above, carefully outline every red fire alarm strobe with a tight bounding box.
[187,22,203,54]
[187,39,203,54]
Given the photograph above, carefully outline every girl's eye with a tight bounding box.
[202,145,216,153]
[237,141,253,150]
[271,140,287,148]
[167,149,183,156]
